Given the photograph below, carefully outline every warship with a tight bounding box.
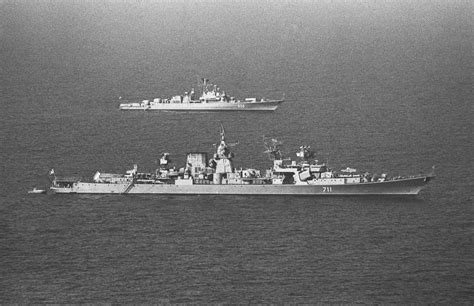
[48,125,434,195]
[119,79,283,111]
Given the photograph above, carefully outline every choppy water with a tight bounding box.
[1,1,472,303]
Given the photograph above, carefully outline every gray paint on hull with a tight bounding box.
[120,100,283,111]
[51,176,433,195]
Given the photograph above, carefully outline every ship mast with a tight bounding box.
[212,122,234,184]
[219,122,226,142]
[201,78,209,95]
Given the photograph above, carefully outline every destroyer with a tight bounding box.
[49,125,434,195]
[119,79,283,111]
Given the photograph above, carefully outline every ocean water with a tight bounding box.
[1,1,472,303]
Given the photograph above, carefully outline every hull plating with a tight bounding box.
[119,100,283,111]
[50,176,432,195]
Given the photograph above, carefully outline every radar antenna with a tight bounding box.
[296,145,315,161]
[263,136,283,160]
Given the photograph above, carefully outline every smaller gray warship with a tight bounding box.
[48,124,434,195]
[119,79,283,111]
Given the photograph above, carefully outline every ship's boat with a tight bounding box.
[48,125,434,196]
[28,187,46,194]
[119,79,283,111]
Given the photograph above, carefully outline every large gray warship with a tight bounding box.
[119,79,283,111]
[48,125,434,195]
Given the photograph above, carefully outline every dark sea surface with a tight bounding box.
[1,1,472,303]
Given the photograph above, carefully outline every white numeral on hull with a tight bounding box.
[322,186,332,193]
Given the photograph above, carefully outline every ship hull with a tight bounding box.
[50,176,433,195]
[119,100,283,111]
